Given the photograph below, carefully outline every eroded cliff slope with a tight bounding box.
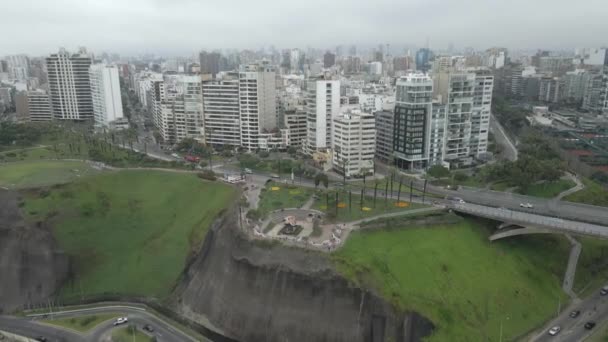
[173,208,434,342]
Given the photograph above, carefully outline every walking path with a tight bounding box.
[555,173,585,201]
[300,195,315,210]
[563,234,582,300]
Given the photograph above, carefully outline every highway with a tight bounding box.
[0,305,210,342]
[532,289,608,342]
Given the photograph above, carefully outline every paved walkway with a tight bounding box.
[563,234,582,300]
[555,173,585,201]
[300,195,315,210]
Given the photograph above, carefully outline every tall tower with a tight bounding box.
[46,48,93,120]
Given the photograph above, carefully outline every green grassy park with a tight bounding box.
[111,326,153,342]
[332,216,569,341]
[517,179,576,198]
[565,178,608,207]
[257,181,315,215]
[23,170,236,299]
[312,189,428,222]
[44,313,120,332]
[0,160,100,189]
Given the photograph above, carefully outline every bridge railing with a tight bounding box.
[451,203,608,239]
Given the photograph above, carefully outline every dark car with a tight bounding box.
[569,310,580,318]
[143,325,154,332]
[35,337,48,342]
[585,322,596,330]
[601,286,608,295]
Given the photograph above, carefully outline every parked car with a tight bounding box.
[244,168,253,174]
[519,202,534,209]
[585,322,596,330]
[270,173,280,179]
[569,310,580,318]
[548,326,561,336]
[113,317,129,326]
[601,286,608,295]
[35,337,48,342]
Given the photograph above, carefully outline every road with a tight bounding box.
[532,289,608,342]
[490,114,518,161]
[451,202,608,239]
[0,305,211,342]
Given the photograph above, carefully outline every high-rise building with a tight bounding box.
[89,64,124,128]
[469,70,493,157]
[202,74,241,147]
[483,48,507,69]
[323,51,336,68]
[393,73,434,170]
[393,56,411,72]
[46,48,93,120]
[538,56,573,76]
[434,71,476,166]
[284,109,307,148]
[238,63,277,151]
[429,101,447,165]
[153,75,204,144]
[305,77,340,154]
[15,90,53,122]
[375,110,394,162]
[561,69,591,103]
[583,73,608,114]
[4,55,30,81]
[199,51,221,77]
[538,76,562,103]
[415,48,434,73]
[332,108,375,177]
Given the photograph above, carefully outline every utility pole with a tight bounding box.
[422,179,428,203]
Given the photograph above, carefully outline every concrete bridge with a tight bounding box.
[449,202,608,241]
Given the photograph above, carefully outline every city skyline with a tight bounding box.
[2,0,608,55]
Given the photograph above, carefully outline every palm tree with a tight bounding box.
[373,180,379,208]
[397,177,403,204]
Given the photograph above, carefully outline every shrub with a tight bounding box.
[197,170,216,181]
[453,172,469,182]
[247,209,262,221]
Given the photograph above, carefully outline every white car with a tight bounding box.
[113,317,128,326]
[548,325,561,336]
[520,203,534,209]
[171,153,180,159]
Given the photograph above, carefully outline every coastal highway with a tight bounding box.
[0,305,212,342]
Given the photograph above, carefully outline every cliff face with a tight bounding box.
[0,190,69,313]
[174,209,434,342]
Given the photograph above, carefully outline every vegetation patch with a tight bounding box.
[44,313,120,332]
[0,160,100,189]
[111,325,153,342]
[565,178,608,207]
[517,179,576,198]
[332,216,569,341]
[257,182,314,216]
[23,170,236,299]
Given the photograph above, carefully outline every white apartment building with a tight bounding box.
[202,74,241,147]
[583,73,608,114]
[89,64,124,129]
[434,71,476,166]
[469,70,493,157]
[429,102,447,166]
[284,109,307,148]
[368,62,383,75]
[305,77,341,154]
[152,75,204,144]
[332,108,375,178]
[46,48,93,120]
[238,63,277,151]
[393,73,434,170]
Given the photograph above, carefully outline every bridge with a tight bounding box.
[449,202,608,241]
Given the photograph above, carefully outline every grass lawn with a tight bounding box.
[490,181,513,191]
[565,178,608,207]
[44,313,120,332]
[517,179,575,198]
[573,237,608,297]
[332,217,569,341]
[112,326,152,342]
[23,170,236,299]
[312,190,428,222]
[0,160,100,189]
[257,181,315,215]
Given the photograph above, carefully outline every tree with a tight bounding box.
[453,172,469,182]
[314,173,328,189]
[427,165,450,179]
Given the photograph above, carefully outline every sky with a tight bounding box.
[2,0,608,56]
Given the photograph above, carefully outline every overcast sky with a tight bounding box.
[2,0,608,56]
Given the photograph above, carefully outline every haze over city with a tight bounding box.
[2,0,608,55]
